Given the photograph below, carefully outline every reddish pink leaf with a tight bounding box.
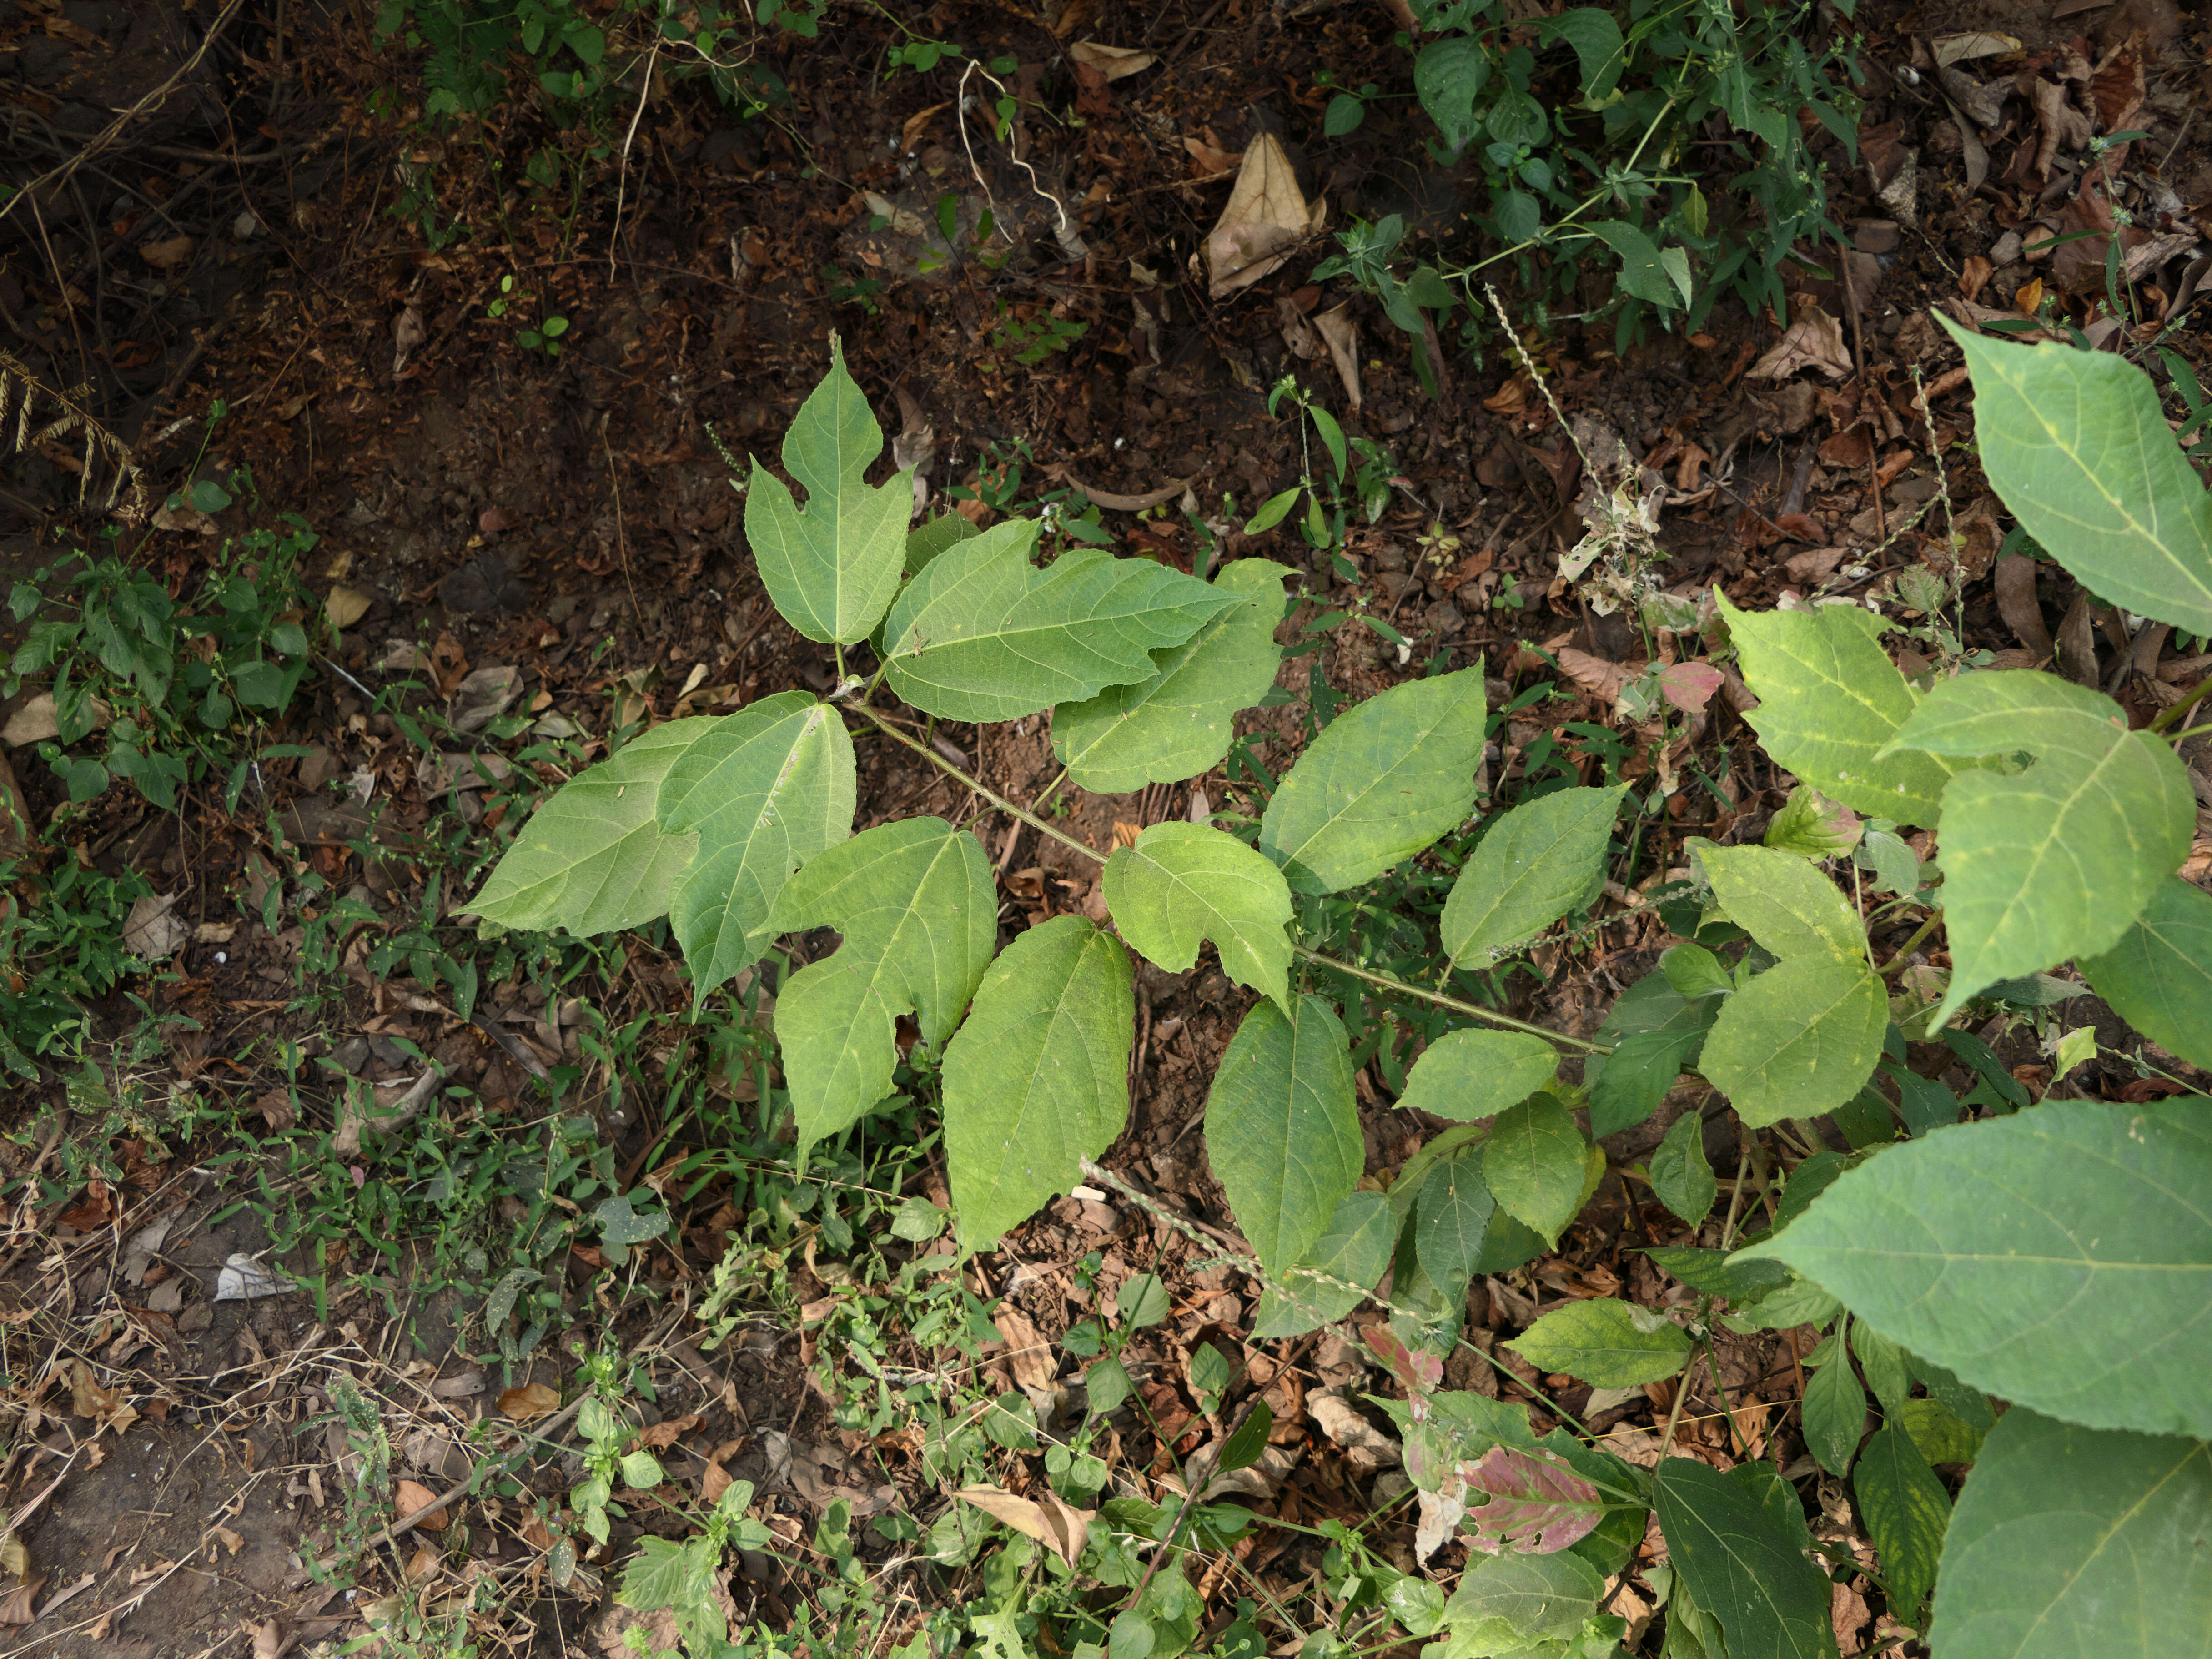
[1363,1326,1443,1401]
[1460,1444,1604,1555]
[1657,661,1725,714]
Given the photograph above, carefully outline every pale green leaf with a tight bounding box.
[658,693,854,996]
[1930,1408,2212,1659]
[1891,1397,1986,1468]
[882,523,1239,722]
[1850,1319,1911,1414]
[1654,1459,1840,1659]
[1763,784,1862,859]
[1941,314,2212,634]
[471,717,715,934]
[1697,844,1865,961]
[943,918,1133,1249]
[1852,1423,1948,1620]
[1743,1097,2212,1438]
[1102,822,1293,1011]
[2079,874,2212,1070]
[1649,1108,1717,1226]
[1800,1350,1867,1475]
[1441,1549,1604,1646]
[1051,558,1290,793]
[1882,671,2195,1025]
[1717,593,1973,827]
[743,338,911,644]
[1414,1148,1495,1300]
[1699,954,1885,1127]
[1480,1093,1588,1244]
[1506,1297,1693,1388]
[768,819,996,1164]
[1250,1190,1397,1339]
[1203,995,1362,1275]
[1260,668,1487,895]
[1442,785,1627,964]
[1396,1029,1558,1122]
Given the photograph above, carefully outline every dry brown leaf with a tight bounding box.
[499,1382,561,1422]
[899,102,949,155]
[1204,133,1320,298]
[1748,308,1853,380]
[121,891,189,961]
[405,1542,441,1581]
[1960,254,1993,304]
[1313,303,1362,412]
[1068,41,1156,81]
[1182,134,1241,175]
[325,586,373,630]
[1111,822,1142,851]
[701,1458,734,1506]
[954,1485,1096,1568]
[394,1479,448,1531]
[69,1358,122,1418]
[1929,31,2019,65]
[1557,648,1638,707]
[0,1576,43,1625]
[991,1307,1059,1394]
[210,1523,245,1556]
[0,1540,24,1580]
[139,236,195,270]
[57,1179,115,1233]
[638,1412,702,1449]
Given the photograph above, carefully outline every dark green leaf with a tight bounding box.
[1655,1458,1840,1659]
[1852,1423,1948,1621]
[1649,1108,1717,1226]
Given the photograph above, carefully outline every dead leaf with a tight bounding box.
[405,1542,440,1581]
[991,1307,1058,1394]
[638,1412,703,1449]
[1182,134,1241,175]
[1748,308,1853,380]
[393,304,427,362]
[900,102,949,154]
[121,892,189,961]
[1068,41,1155,80]
[1557,648,1638,708]
[701,1458,734,1506]
[1313,303,1362,412]
[58,1178,115,1233]
[1205,133,1321,298]
[139,236,195,270]
[69,1358,122,1418]
[1960,254,1993,304]
[954,1485,1096,1568]
[251,1619,284,1659]
[325,586,373,630]
[499,1382,561,1422]
[214,1253,292,1301]
[210,1524,245,1556]
[393,1480,448,1532]
[2,693,60,747]
[1930,31,2018,65]
[1993,553,2054,658]
[0,1576,43,1625]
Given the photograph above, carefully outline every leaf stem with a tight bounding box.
[856,702,1102,865]
[1877,909,1944,978]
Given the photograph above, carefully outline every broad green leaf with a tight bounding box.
[1655,1459,1841,1659]
[1589,219,1674,309]
[1204,995,1362,1275]
[1507,1297,1693,1388]
[1588,978,1718,1137]
[2080,874,2212,1070]
[1643,1246,1790,1302]
[1941,314,2212,634]
[942,918,1133,1249]
[472,718,715,934]
[905,510,977,576]
[1414,1148,1495,1300]
[1414,38,1489,152]
[1716,593,1971,827]
[1251,1190,1397,1339]
[1480,1094,1588,1244]
[1699,954,1885,1126]
[882,523,1238,722]
[768,819,996,1164]
[1259,667,1487,895]
[1930,1408,2212,1659]
[1102,822,1293,1012]
[1649,1108,1716,1226]
[1396,1029,1558,1122]
[1852,1423,1948,1620]
[1442,785,1628,964]
[1850,1319,1911,1413]
[1697,844,1864,961]
[1890,1398,1986,1468]
[1744,1097,2212,1438]
[1441,1548,1604,1645]
[743,338,911,644]
[1540,8,1627,99]
[1052,558,1289,793]
[1800,1348,1867,1475]
[657,693,854,996]
[1885,671,2194,1025]
[1719,1274,1841,1333]
[1663,942,1733,999]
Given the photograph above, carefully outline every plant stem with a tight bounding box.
[2149,671,2212,733]
[858,702,1099,864]
[1878,909,1944,978]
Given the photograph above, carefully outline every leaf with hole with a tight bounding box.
[1103,822,1293,1012]
[1204,995,1361,1275]
[1460,1444,1605,1556]
[1442,785,1627,964]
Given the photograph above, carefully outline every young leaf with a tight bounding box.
[1103,822,1293,1011]
[1699,953,1886,1126]
[1850,1318,1912,1413]
[1697,843,1865,962]
[1258,667,1487,895]
[1930,1409,2212,1659]
[1506,1298,1694,1388]
[1716,593,1971,828]
[1204,995,1362,1275]
[2078,874,2212,1071]
[1654,1458,1841,1659]
[1250,1190,1397,1340]
[1395,1029,1558,1122]
[743,337,912,644]
[1763,784,1862,859]
[943,918,1134,1249]
[1742,1096,2212,1438]
[657,693,855,996]
[471,717,717,934]
[1461,1445,1605,1556]
[1853,1423,1948,1622]
[1442,785,1628,964]
[882,523,1239,721]
[1649,1108,1717,1226]
[1051,558,1290,793]
[1940,314,2212,635]
[1801,1347,1869,1475]
[1881,671,2195,1026]
[768,819,997,1165]
[1414,1148,1495,1302]
[1480,1094,1588,1244]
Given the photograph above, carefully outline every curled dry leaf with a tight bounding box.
[393,1479,448,1531]
[1067,41,1155,80]
[991,1307,1059,1395]
[1313,303,1362,412]
[1557,648,1638,709]
[499,1381,562,1421]
[69,1358,123,1418]
[1205,133,1321,298]
[1748,307,1853,380]
[121,892,189,962]
[251,1619,285,1659]
[954,1484,1096,1568]
[0,1576,43,1626]
[210,1523,246,1556]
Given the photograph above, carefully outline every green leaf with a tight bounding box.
[1649,1108,1717,1226]
[1243,486,1300,535]
[1103,822,1293,1012]
[1541,8,1627,98]
[596,1191,669,1246]
[1716,593,1973,828]
[1413,37,1489,151]
[1442,785,1627,964]
[768,819,997,1165]
[743,337,912,643]
[656,693,854,996]
[1588,981,1719,1137]
[1259,667,1487,895]
[2079,874,2212,1070]
[1441,1549,1604,1646]
[1801,1346,1868,1475]
[1643,1246,1790,1302]
[1699,954,1885,1126]
[619,1449,664,1488]
[1507,1297,1694,1388]
[1395,1029,1558,1122]
[1480,1093,1588,1244]
[1051,559,1289,793]
[1763,784,1862,859]
[471,718,716,934]
[1744,1096,2212,1438]
[1204,995,1362,1275]
[1850,1319,1912,1414]
[1663,942,1733,1000]
[1414,1148,1495,1300]
[1930,1408,2212,1659]
[1882,671,2195,1024]
[1852,1423,1947,1620]
[1655,1458,1841,1659]
[943,918,1133,1249]
[905,511,978,577]
[882,525,1237,722]
[1589,219,1674,309]
[1116,1273,1170,1328]
[1250,1190,1397,1340]
[1940,314,2212,634]
[1698,844,1865,961]
[1890,1398,1986,1468]
[1907,1352,1995,1432]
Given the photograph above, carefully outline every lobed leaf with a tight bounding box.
[1203,995,1362,1276]
[1102,822,1293,1012]
[1442,785,1627,965]
[2078,874,2212,1071]
[1395,1028,1559,1122]
[1699,953,1886,1126]
[1506,1297,1693,1388]
[943,918,1133,1249]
